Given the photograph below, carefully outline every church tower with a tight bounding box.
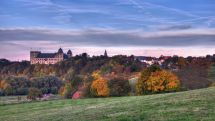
[104,50,108,57]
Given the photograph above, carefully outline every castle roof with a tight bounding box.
[58,48,63,53]
[36,53,69,59]
[67,49,72,54]
[37,53,56,58]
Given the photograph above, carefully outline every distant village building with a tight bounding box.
[135,56,157,66]
[30,48,72,64]
[135,55,171,66]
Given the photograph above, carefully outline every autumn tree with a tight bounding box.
[0,80,8,90]
[137,69,180,94]
[177,57,187,68]
[136,65,161,95]
[91,71,109,97]
[146,70,180,93]
[0,80,8,95]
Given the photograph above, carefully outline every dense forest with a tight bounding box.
[0,53,215,99]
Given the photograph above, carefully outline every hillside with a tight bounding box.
[0,87,215,121]
[208,64,215,83]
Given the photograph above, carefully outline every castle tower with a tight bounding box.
[57,48,64,59]
[30,51,40,59]
[67,49,72,58]
[30,51,41,64]
[58,48,63,53]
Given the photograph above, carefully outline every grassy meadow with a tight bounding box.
[0,87,215,121]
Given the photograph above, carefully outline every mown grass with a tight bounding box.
[0,95,62,105]
[0,87,215,121]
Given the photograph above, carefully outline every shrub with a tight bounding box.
[41,88,49,94]
[4,86,14,96]
[31,76,62,94]
[109,77,131,96]
[50,87,58,94]
[0,90,3,96]
[71,75,82,87]
[27,88,42,100]
[16,88,28,95]
[4,76,31,95]
[59,83,73,98]
[81,75,94,98]
[100,64,113,74]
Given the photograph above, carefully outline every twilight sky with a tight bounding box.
[0,0,215,60]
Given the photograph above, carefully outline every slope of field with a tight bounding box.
[0,87,215,121]
[208,64,215,83]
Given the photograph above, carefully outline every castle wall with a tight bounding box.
[30,57,64,64]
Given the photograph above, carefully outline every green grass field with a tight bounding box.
[208,64,215,83]
[0,87,215,121]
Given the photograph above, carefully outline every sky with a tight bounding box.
[0,0,215,60]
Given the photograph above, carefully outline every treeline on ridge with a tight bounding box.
[0,53,214,99]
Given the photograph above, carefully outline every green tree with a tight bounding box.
[59,83,73,99]
[109,77,131,96]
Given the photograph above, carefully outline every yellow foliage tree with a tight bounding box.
[136,65,161,95]
[92,71,101,79]
[146,70,180,93]
[91,71,109,97]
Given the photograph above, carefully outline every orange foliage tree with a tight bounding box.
[91,71,109,97]
[146,70,180,93]
[0,80,8,90]
[0,80,9,95]
[136,67,180,95]
[136,65,161,95]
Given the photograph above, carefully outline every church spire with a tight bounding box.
[104,50,108,57]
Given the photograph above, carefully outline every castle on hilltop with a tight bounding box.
[30,48,72,64]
